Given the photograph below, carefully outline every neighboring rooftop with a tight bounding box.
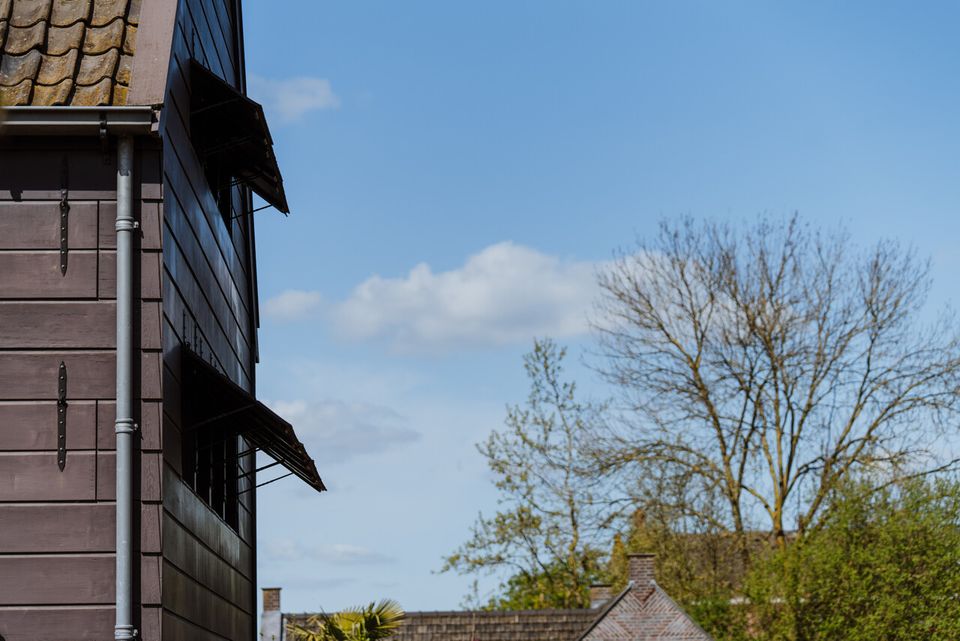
[0,0,142,106]
[285,609,601,641]
[267,555,715,641]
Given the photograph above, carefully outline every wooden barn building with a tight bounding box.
[0,1,325,639]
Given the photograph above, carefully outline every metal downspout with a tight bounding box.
[115,135,138,641]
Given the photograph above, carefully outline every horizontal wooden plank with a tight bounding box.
[142,349,163,401]
[99,200,163,250]
[0,400,96,450]
[0,451,96,501]
[143,553,162,605]
[161,561,251,641]
[0,302,115,348]
[162,608,230,641]
[0,352,113,400]
[0,606,113,641]
[162,109,250,308]
[163,411,182,474]
[162,274,250,391]
[163,517,254,613]
[97,451,162,502]
[0,555,114,605]
[0,555,162,607]
[143,501,163,554]
[163,464,253,579]
[0,503,161,554]
[0,146,117,201]
[0,504,112,552]
[97,400,162,451]
[163,226,249,351]
[99,250,163,300]
[0,251,98,299]
[142,605,162,641]
[0,201,98,249]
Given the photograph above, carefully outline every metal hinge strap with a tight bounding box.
[59,189,69,275]
[57,361,67,471]
[59,157,69,275]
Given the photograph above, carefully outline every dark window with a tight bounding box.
[182,424,241,531]
[201,152,234,228]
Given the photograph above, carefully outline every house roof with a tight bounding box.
[281,585,714,641]
[0,0,143,106]
[285,609,601,641]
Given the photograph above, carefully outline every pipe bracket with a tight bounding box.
[114,418,139,436]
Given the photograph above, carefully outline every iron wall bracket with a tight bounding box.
[59,189,69,275]
[57,361,67,471]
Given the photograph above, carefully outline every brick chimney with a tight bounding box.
[261,587,282,640]
[627,553,656,589]
[589,584,613,608]
[262,587,281,612]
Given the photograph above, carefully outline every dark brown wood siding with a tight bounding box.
[0,138,164,641]
[159,1,258,640]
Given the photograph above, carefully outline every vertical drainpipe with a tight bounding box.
[115,134,138,641]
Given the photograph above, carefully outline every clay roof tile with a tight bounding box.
[81,17,123,54]
[0,47,39,85]
[36,47,76,84]
[3,20,44,54]
[75,47,117,85]
[90,0,125,27]
[46,21,83,54]
[111,79,125,103]
[115,51,131,84]
[49,0,87,27]
[31,75,69,104]
[127,0,139,25]
[122,22,135,55]
[0,76,30,104]
[70,74,109,104]
[8,0,51,28]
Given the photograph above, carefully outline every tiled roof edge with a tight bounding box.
[648,582,715,640]
[573,581,637,641]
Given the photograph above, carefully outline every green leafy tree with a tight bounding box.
[287,600,405,641]
[744,477,960,641]
[443,339,611,608]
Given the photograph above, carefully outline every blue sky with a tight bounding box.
[242,1,960,613]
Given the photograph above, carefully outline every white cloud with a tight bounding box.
[332,242,600,351]
[264,540,395,566]
[249,75,340,123]
[261,242,603,351]
[267,399,420,465]
[263,289,324,320]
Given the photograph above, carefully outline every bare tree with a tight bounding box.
[594,215,960,553]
